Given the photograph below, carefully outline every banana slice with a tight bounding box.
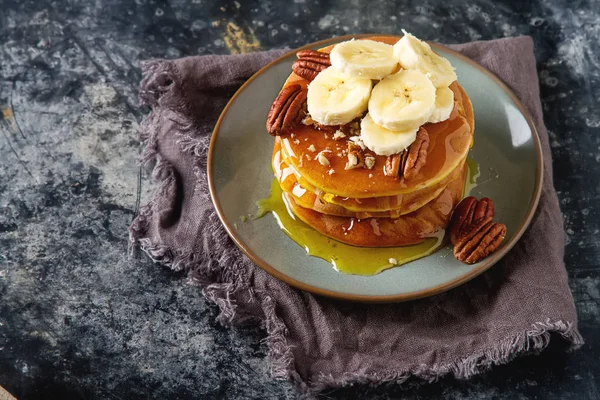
[394,31,457,88]
[360,113,418,156]
[307,67,372,125]
[428,86,455,123]
[368,69,436,131]
[330,39,399,80]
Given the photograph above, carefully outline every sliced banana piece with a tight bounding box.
[360,113,418,156]
[307,67,372,125]
[394,31,457,88]
[368,69,436,131]
[330,39,399,80]
[428,86,455,123]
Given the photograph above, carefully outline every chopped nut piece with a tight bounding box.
[347,121,361,136]
[307,144,316,152]
[345,150,364,170]
[349,136,366,150]
[345,141,366,170]
[316,151,331,166]
[302,115,314,125]
[389,257,398,265]
[293,139,300,144]
[369,173,373,178]
[333,130,346,140]
[347,142,361,153]
[328,169,335,175]
[364,155,375,170]
[346,153,358,169]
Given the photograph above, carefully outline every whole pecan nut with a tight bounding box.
[384,127,430,179]
[266,84,307,136]
[453,217,506,264]
[292,50,331,81]
[449,196,495,245]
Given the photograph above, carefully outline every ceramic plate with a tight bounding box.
[208,35,542,302]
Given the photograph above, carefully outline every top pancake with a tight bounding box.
[279,35,474,199]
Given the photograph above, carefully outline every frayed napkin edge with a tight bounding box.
[130,231,584,394]
[312,319,583,393]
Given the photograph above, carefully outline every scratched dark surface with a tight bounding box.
[0,0,599,399]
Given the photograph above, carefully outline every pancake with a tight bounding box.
[278,36,474,198]
[282,83,472,198]
[274,138,466,218]
[284,164,467,247]
[277,137,465,214]
[289,163,465,219]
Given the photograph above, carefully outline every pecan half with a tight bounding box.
[384,153,401,177]
[449,196,495,245]
[453,217,507,264]
[402,127,429,179]
[296,49,331,63]
[384,127,430,179]
[266,84,307,136]
[292,50,331,81]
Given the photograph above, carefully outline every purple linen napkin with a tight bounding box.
[129,36,583,393]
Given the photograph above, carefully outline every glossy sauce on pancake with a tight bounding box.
[282,83,473,198]
[284,164,467,247]
[290,166,464,219]
[274,138,466,218]
[278,36,475,198]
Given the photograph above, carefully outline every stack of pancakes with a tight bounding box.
[271,37,475,247]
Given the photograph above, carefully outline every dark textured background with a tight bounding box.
[1,0,599,398]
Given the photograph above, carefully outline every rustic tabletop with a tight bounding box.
[1,0,598,398]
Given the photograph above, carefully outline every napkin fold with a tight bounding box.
[129,36,583,393]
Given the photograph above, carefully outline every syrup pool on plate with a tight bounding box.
[464,156,480,196]
[253,157,477,276]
